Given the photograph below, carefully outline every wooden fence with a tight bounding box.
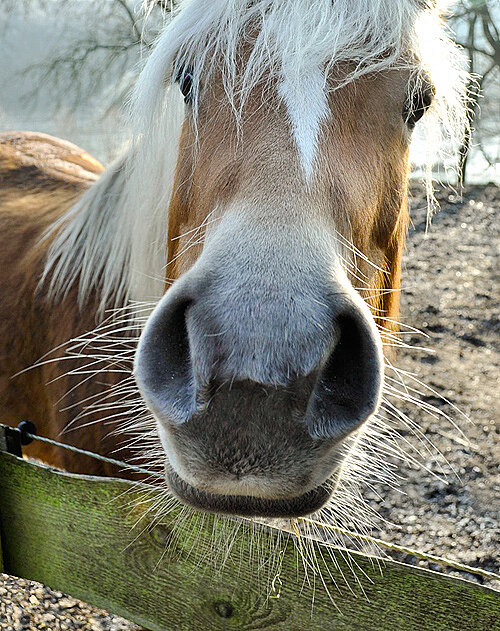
[0,448,499,630]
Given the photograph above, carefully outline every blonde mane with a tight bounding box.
[43,0,468,311]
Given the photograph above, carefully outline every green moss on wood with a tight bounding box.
[0,451,498,631]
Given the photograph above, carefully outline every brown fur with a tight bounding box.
[167,68,411,328]
[0,132,126,475]
[0,66,411,474]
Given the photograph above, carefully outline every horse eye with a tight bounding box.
[176,68,194,105]
[403,84,435,129]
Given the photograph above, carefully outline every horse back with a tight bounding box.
[0,130,103,332]
[0,130,103,188]
[0,131,103,255]
[0,132,122,474]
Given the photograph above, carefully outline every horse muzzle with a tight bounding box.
[134,260,383,517]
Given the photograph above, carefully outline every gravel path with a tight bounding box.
[1,183,498,629]
[364,183,499,590]
[0,574,140,630]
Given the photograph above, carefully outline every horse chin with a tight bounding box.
[165,463,338,519]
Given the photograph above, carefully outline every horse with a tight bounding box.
[0,0,467,520]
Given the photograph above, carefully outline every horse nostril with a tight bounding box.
[135,293,198,425]
[136,272,382,443]
[304,308,382,441]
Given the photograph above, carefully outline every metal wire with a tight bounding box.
[23,431,164,480]
[10,428,500,585]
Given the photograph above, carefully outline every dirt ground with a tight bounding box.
[365,182,499,589]
[0,182,498,630]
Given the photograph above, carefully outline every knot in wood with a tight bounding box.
[214,600,234,619]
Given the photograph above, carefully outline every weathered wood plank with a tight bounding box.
[0,451,498,631]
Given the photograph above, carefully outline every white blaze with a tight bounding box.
[279,66,329,179]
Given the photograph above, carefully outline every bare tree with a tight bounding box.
[2,0,499,183]
[449,0,500,185]
[1,1,171,114]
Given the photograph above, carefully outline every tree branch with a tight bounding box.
[114,0,141,43]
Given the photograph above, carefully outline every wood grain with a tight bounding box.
[0,451,498,631]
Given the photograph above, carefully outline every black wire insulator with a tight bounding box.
[17,420,37,446]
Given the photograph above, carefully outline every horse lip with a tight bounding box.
[165,466,334,518]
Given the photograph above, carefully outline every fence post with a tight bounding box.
[0,505,3,573]
[0,423,24,573]
[0,424,22,458]
[0,425,11,572]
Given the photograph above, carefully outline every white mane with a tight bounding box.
[43,0,468,311]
